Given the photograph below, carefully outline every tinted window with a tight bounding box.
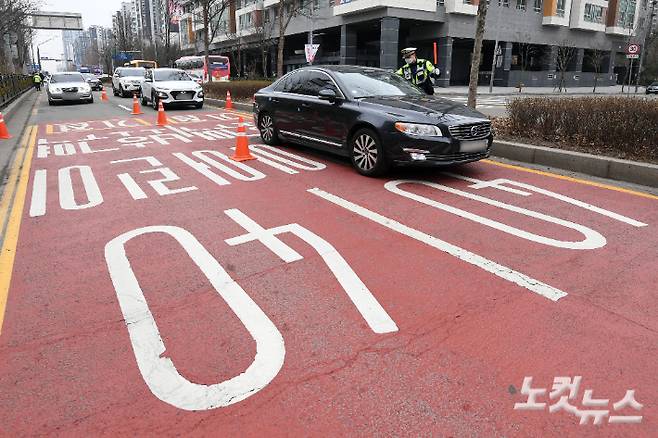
[299,71,338,96]
[118,68,146,77]
[334,70,423,98]
[50,73,85,83]
[153,70,191,81]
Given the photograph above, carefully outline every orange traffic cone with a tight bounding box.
[131,93,143,115]
[0,112,11,139]
[231,117,254,162]
[156,100,168,126]
[101,88,109,102]
[225,90,233,110]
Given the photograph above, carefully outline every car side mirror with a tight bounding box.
[144,77,152,82]
[318,88,338,102]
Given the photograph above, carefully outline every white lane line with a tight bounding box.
[308,187,568,302]
[118,104,132,112]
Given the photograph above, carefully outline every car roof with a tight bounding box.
[294,65,391,74]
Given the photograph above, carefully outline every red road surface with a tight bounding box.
[0,109,656,436]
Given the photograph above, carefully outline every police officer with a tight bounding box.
[396,48,440,95]
[33,72,42,91]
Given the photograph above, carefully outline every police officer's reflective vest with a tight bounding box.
[396,59,437,86]
[33,74,42,83]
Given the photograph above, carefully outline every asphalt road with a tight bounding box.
[0,89,657,436]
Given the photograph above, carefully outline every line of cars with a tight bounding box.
[46,64,493,176]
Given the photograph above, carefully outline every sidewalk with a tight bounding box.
[434,85,647,96]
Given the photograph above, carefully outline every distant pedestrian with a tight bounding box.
[33,73,42,91]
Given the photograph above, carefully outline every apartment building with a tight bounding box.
[179,0,654,86]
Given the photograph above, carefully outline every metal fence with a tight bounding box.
[0,74,33,109]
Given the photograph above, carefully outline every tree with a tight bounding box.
[0,0,40,72]
[192,0,230,81]
[585,48,607,93]
[275,0,307,77]
[163,0,182,66]
[555,45,576,92]
[467,0,489,108]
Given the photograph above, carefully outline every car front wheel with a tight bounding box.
[259,113,280,145]
[152,93,159,110]
[350,128,390,176]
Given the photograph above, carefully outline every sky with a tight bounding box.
[36,0,126,71]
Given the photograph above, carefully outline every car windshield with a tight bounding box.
[118,68,145,78]
[334,70,423,98]
[154,70,191,81]
[50,73,85,83]
[82,74,97,80]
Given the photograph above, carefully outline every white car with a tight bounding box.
[47,72,93,105]
[140,68,204,109]
[112,67,146,98]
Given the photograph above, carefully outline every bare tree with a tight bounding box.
[555,45,576,92]
[0,0,40,72]
[275,0,308,77]
[163,0,183,66]
[192,0,230,81]
[585,48,607,93]
[467,0,489,108]
[255,7,277,77]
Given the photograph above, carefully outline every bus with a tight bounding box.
[124,60,157,69]
[174,55,230,83]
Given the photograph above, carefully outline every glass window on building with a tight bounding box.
[584,4,605,22]
[534,0,542,12]
[498,0,510,6]
[517,0,527,9]
[617,0,637,28]
[556,0,566,16]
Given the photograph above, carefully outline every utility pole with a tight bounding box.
[488,3,500,94]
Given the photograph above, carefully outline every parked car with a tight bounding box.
[645,82,658,94]
[140,68,204,110]
[47,72,93,105]
[82,73,103,91]
[112,67,146,97]
[253,65,493,176]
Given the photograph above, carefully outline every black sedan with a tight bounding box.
[82,73,103,91]
[253,65,493,176]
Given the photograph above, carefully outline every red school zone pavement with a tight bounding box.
[0,109,656,436]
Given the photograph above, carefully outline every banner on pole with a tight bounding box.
[305,44,320,63]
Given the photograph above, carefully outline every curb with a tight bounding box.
[2,89,34,123]
[205,98,251,112]
[491,140,658,188]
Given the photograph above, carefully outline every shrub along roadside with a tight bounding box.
[202,80,272,102]
[496,97,658,164]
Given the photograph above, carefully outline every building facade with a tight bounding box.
[178,0,656,86]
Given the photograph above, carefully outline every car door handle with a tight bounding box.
[271,97,279,103]
[301,102,311,108]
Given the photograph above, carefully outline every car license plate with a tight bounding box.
[460,139,488,153]
[176,93,192,100]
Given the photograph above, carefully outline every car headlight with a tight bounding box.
[80,85,91,92]
[51,88,62,94]
[395,122,443,137]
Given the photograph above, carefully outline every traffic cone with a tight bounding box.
[231,117,254,162]
[131,93,143,115]
[225,90,233,110]
[101,88,109,102]
[156,100,168,126]
[0,112,11,139]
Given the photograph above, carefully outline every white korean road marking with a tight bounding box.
[58,165,103,210]
[224,209,398,334]
[445,174,648,227]
[308,187,568,302]
[385,180,606,250]
[105,225,285,411]
[117,105,132,112]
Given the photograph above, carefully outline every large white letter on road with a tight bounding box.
[105,226,285,411]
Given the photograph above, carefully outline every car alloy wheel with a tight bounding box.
[152,93,158,110]
[258,113,279,145]
[350,128,389,176]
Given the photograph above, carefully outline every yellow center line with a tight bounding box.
[483,159,658,201]
[135,118,150,126]
[45,124,53,134]
[0,125,38,335]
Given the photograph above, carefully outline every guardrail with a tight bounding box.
[0,74,33,109]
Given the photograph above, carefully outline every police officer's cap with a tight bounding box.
[400,47,417,56]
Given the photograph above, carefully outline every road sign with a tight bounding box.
[305,44,320,63]
[626,54,640,59]
[626,43,640,55]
